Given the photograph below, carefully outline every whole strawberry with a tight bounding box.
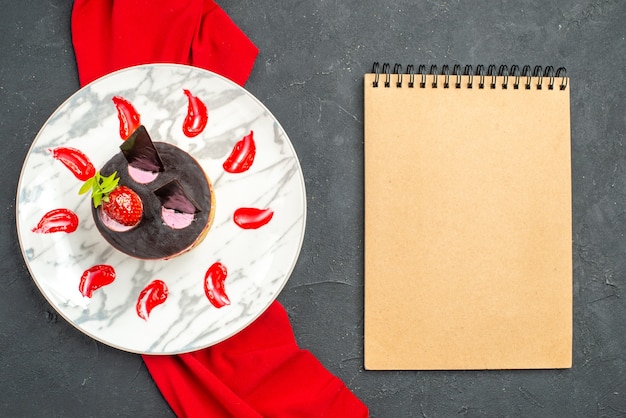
[102,186,143,226]
[80,171,143,227]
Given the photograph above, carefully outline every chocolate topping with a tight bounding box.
[93,142,213,260]
[120,125,164,173]
[154,179,202,215]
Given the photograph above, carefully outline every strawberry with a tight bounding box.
[79,171,143,226]
[102,186,143,226]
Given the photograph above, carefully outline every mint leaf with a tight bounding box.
[79,178,94,195]
[77,170,120,208]
[93,193,102,208]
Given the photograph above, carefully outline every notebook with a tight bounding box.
[363,63,572,370]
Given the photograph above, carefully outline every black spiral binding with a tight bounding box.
[371,62,568,91]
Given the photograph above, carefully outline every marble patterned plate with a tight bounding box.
[16,64,306,354]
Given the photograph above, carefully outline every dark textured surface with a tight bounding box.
[2,0,626,416]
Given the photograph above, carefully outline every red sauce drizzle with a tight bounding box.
[233,207,274,229]
[32,208,79,234]
[79,264,116,298]
[223,131,256,173]
[182,89,208,137]
[204,262,230,308]
[50,147,96,181]
[112,96,141,140]
[136,280,168,321]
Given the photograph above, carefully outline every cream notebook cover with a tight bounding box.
[364,63,572,370]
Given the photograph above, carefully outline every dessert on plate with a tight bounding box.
[82,125,215,260]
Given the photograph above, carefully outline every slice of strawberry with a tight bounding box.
[102,186,143,226]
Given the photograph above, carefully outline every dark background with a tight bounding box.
[2,0,625,416]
